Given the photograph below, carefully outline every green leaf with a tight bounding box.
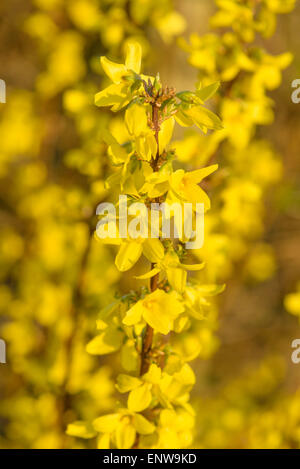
[174,110,194,127]
[196,82,220,101]
[115,242,143,272]
[176,91,202,104]
[143,305,173,335]
[98,300,120,320]
[116,374,142,393]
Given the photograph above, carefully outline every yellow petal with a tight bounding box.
[158,117,175,153]
[97,433,110,449]
[135,267,161,280]
[125,41,142,74]
[142,302,173,335]
[115,241,143,272]
[142,238,165,263]
[116,374,142,393]
[128,383,152,412]
[146,133,158,158]
[95,83,128,109]
[121,339,140,372]
[185,105,223,130]
[174,363,196,386]
[183,183,211,211]
[141,289,184,333]
[133,414,155,435]
[185,164,218,184]
[125,104,148,136]
[166,267,187,294]
[196,81,220,101]
[86,327,123,355]
[66,421,96,439]
[123,301,144,327]
[143,363,162,384]
[100,56,127,84]
[93,414,120,433]
[115,421,136,449]
[174,110,194,127]
[108,143,128,164]
[135,135,152,161]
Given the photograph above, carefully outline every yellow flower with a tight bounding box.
[167,164,218,211]
[95,41,144,111]
[135,250,205,294]
[90,408,155,449]
[123,289,184,335]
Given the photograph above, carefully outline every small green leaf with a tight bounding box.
[196,82,220,101]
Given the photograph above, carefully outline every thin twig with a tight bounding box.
[139,98,161,376]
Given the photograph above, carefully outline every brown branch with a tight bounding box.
[139,98,162,376]
[57,216,95,445]
[140,263,158,375]
[151,102,160,170]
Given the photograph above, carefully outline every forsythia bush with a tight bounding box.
[178,0,300,449]
[178,0,295,285]
[66,0,298,449]
[67,41,224,449]
[0,0,186,449]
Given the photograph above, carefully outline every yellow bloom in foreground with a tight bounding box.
[101,41,141,83]
[95,41,143,111]
[123,289,184,334]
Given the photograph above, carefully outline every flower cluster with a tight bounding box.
[0,0,186,450]
[66,41,224,448]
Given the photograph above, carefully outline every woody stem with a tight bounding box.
[139,100,161,376]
